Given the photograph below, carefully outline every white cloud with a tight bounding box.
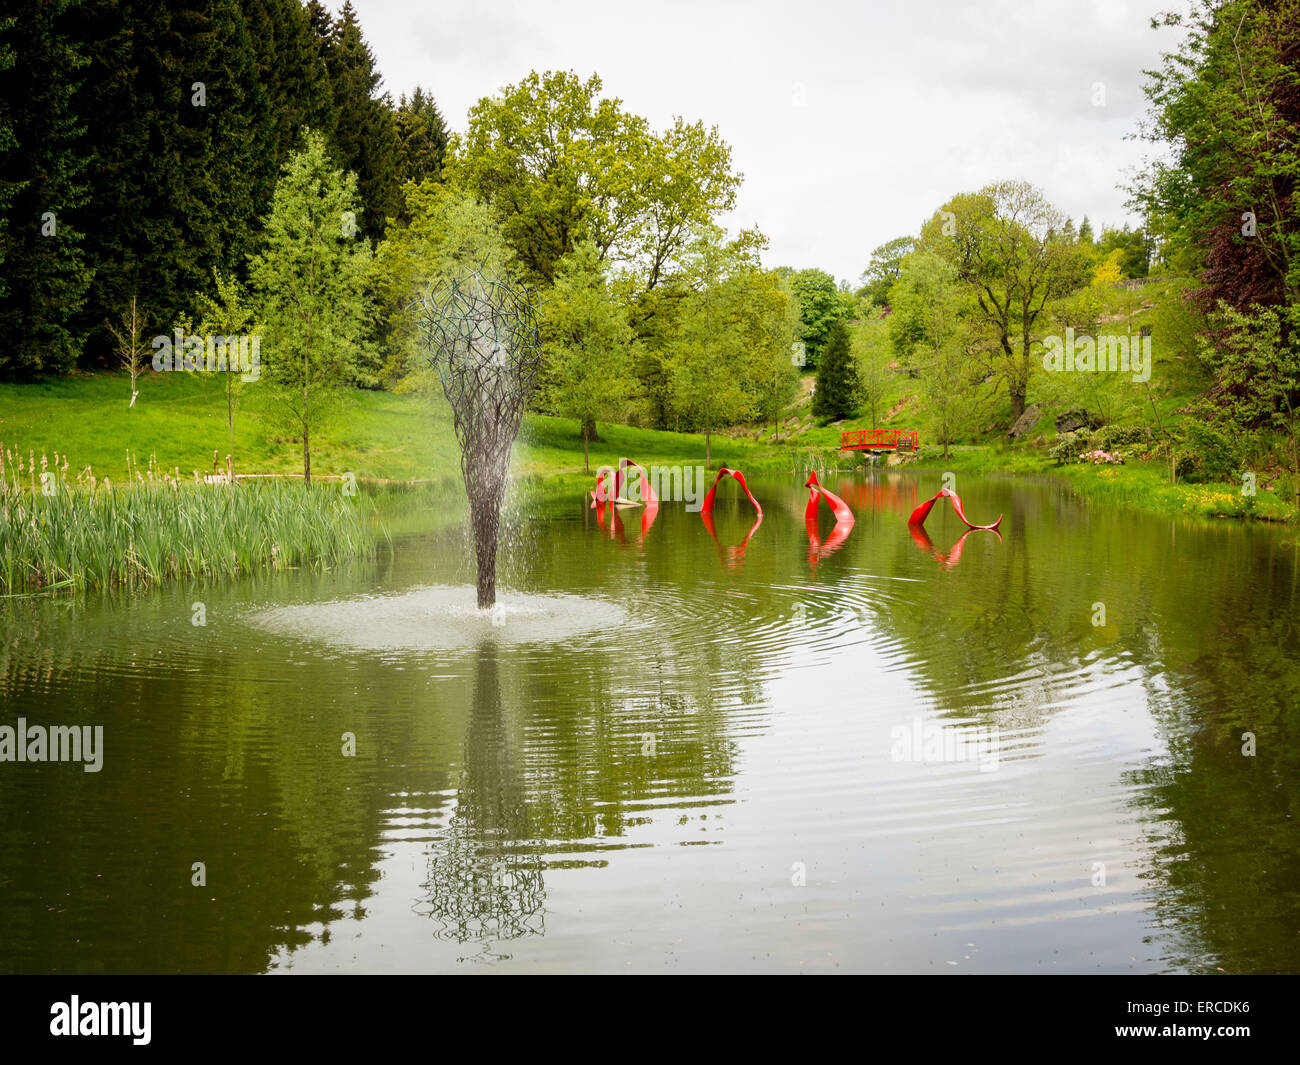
[351,0,1186,283]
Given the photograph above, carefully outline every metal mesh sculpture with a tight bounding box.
[415,270,544,608]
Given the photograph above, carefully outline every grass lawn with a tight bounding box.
[1,369,1292,524]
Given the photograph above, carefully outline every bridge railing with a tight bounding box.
[840,429,919,451]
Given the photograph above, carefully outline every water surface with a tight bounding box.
[2,472,1297,973]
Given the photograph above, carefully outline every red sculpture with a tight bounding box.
[804,470,854,527]
[590,458,659,508]
[907,487,1001,531]
[701,467,763,517]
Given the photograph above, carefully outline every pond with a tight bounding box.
[2,471,1298,973]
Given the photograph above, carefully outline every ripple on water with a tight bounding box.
[247,584,631,653]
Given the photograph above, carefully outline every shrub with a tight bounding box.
[1173,419,1242,483]
[1049,430,1091,465]
[1094,424,1145,451]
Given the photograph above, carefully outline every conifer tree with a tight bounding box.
[812,318,859,420]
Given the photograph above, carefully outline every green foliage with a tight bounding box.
[540,241,634,469]
[665,226,763,463]
[372,182,514,387]
[1048,430,1091,465]
[0,0,91,376]
[394,86,448,197]
[315,1,402,241]
[851,308,892,428]
[192,268,258,469]
[1132,0,1300,306]
[788,268,842,366]
[1174,418,1243,483]
[859,236,915,306]
[446,70,740,289]
[918,181,1090,423]
[1094,424,1146,451]
[249,131,374,483]
[812,318,858,420]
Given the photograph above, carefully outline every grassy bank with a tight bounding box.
[907,446,1296,521]
[2,370,1294,534]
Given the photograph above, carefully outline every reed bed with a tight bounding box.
[0,447,375,591]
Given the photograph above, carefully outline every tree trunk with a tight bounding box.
[302,388,311,487]
[583,432,589,473]
[581,415,599,445]
[1010,388,1026,423]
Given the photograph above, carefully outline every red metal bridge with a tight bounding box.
[840,428,919,453]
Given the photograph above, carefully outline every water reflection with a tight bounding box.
[420,643,546,953]
[1,473,1299,973]
[701,509,763,566]
[907,523,1003,568]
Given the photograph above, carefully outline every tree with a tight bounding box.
[193,269,257,473]
[891,251,981,457]
[107,294,147,409]
[919,181,1088,423]
[0,0,92,377]
[541,241,634,471]
[1198,301,1300,501]
[373,181,515,387]
[788,268,843,366]
[447,70,741,288]
[668,226,762,466]
[314,0,402,241]
[240,0,335,170]
[852,308,892,428]
[1132,0,1300,312]
[249,131,372,485]
[813,318,858,421]
[394,86,448,194]
[860,236,916,306]
[748,272,802,440]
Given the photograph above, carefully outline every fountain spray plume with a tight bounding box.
[415,268,544,608]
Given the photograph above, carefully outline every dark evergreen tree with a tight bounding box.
[395,86,448,192]
[239,0,334,168]
[315,1,401,240]
[0,0,93,377]
[812,318,858,420]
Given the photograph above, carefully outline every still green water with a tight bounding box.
[1,472,1298,973]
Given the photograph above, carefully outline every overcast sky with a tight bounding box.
[352,0,1185,284]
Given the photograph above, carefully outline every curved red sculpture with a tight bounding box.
[590,458,659,508]
[804,470,855,527]
[701,466,763,517]
[907,487,1001,531]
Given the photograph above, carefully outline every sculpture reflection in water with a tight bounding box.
[804,471,854,566]
[907,484,1003,567]
[907,522,1003,568]
[700,467,763,566]
[419,643,545,957]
